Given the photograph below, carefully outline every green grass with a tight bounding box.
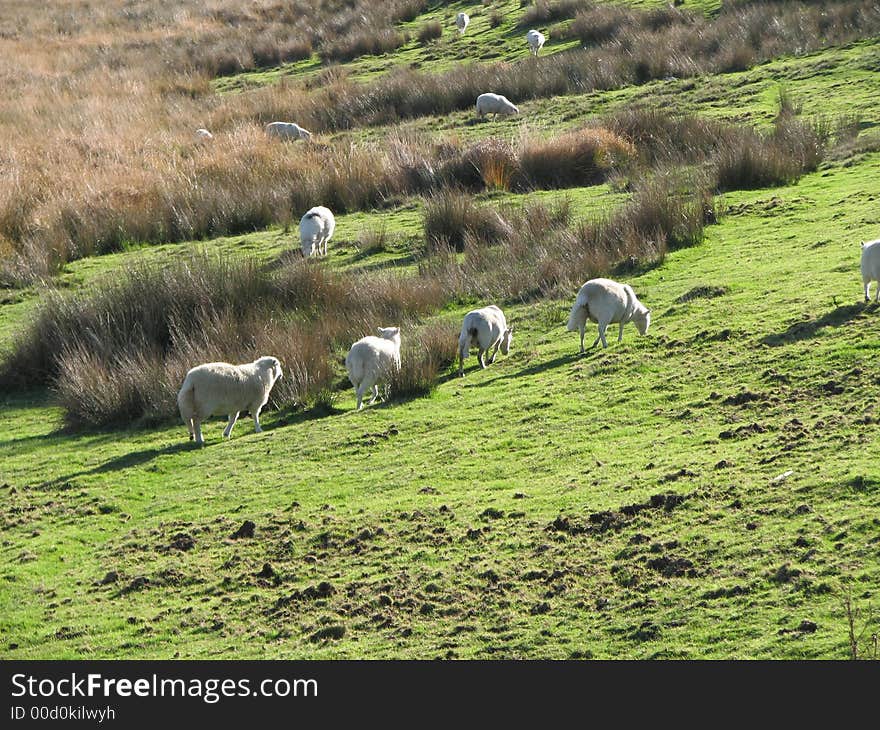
[2,1,879,660]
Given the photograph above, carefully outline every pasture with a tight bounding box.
[0,0,878,659]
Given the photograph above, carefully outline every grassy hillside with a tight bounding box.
[1,0,879,660]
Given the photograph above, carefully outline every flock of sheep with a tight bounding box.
[177,236,880,444]
[175,274,651,443]
[174,10,880,444]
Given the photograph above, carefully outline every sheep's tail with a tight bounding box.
[177,378,196,426]
[345,351,364,385]
[567,290,590,331]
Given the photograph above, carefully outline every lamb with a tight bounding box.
[345,327,402,411]
[177,356,283,445]
[194,128,214,142]
[861,238,880,302]
[299,206,336,257]
[476,92,519,119]
[458,305,513,376]
[566,278,651,353]
[526,29,545,56]
[266,121,312,141]
[456,12,470,34]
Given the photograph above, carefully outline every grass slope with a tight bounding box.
[2,150,878,659]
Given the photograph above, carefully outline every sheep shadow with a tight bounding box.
[468,352,579,388]
[35,441,193,490]
[761,301,877,346]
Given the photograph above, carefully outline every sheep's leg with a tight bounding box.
[193,419,204,446]
[369,384,380,404]
[478,348,487,368]
[579,325,586,354]
[874,281,879,303]
[458,347,466,377]
[355,383,366,411]
[252,407,263,434]
[598,323,609,348]
[489,340,501,363]
[618,322,625,343]
[864,280,870,302]
[223,412,240,438]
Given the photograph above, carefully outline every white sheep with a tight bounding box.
[177,356,283,445]
[299,206,336,257]
[456,12,470,35]
[194,128,214,142]
[566,278,651,353]
[526,29,545,56]
[345,327,402,411]
[266,121,313,141]
[476,92,519,119]
[861,238,880,302]
[458,305,513,376]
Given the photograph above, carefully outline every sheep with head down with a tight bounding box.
[861,238,880,302]
[456,12,470,34]
[300,206,336,257]
[567,278,651,353]
[345,327,402,411]
[526,29,545,56]
[476,92,519,119]
[266,121,313,141]
[177,356,283,445]
[458,305,513,376]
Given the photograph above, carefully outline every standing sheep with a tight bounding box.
[456,12,470,34]
[345,327,402,411]
[177,356,283,445]
[476,92,519,119]
[458,305,513,376]
[526,29,545,56]
[567,278,651,353]
[299,206,336,257]
[861,238,880,302]
[266,121,313,141]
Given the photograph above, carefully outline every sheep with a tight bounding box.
[299,206,336,257]
[861,238,880,302]
[177,356,283,445]
[566,278,651,353]
[526,29,545,56]
[458,305,513,376]
[456,12,470,35]
[266,121,313,141]
[345,327,402,411]
[476,92,519,119]
[194,128,214,142]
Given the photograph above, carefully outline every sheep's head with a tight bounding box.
[633,307,651,336]
[501,326,513,355]
[377,326,401,343]
[257,356,283,382]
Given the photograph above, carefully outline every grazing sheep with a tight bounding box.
[345,327,402,411]
[526,29,545,56]
[194,128,214,142]
[458,305,513,376]
[266,121,313,141]
[476,92,519,119]
[456,12,470,34]
[566,278,651,353]
[177,356,283,445]
[299,206,336,257]
[861,238,880,302]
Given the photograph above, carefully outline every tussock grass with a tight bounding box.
[391,320,460,400]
